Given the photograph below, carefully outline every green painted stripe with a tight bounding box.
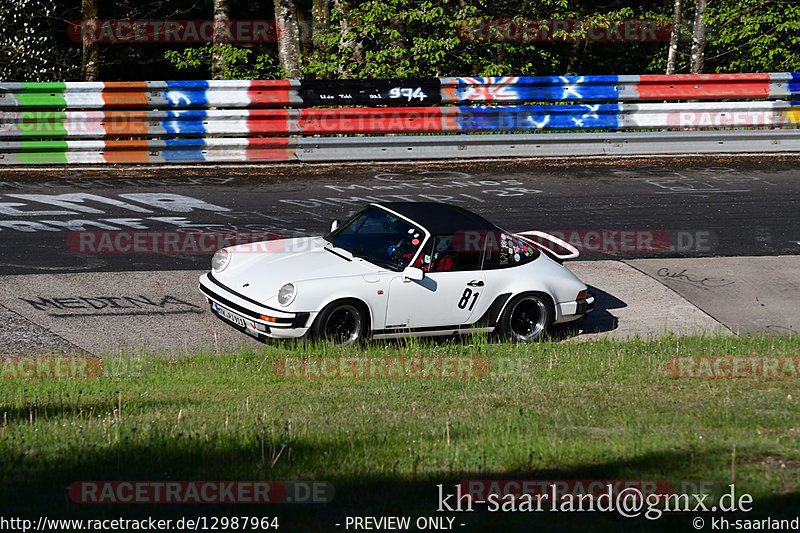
[7,83,68,108]
[17,141,69,164]
[17,111,68,137]
[14,93,68,109]
[19,82,68,91]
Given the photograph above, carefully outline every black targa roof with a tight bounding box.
[375,202,498,234]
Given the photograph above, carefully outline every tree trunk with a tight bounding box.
[311,0,331,46]
[274,0,303,78]
[666,0,682,74]
[212,0,230,80]
[565,40,582,75]
[332,0,363,77]
[690,0,707,74]
[81,0,100,81]
[310,0,331,78]
[297,4,312,67]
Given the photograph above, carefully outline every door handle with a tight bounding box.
[467,280,484,287]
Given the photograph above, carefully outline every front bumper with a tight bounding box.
[198,273,311,340]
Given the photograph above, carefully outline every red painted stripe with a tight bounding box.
[101,82,149,108]
[637,73,771,99]
[246,137,294,161]
[297,107,450,134]
[248,80,293,106]
[245,109,292,135]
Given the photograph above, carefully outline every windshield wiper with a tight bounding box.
[324,246,353,262]
[349,248,401,271]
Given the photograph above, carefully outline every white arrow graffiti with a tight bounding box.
[560,76,584,100]
[582,104,601,120]
[527,115,551,129]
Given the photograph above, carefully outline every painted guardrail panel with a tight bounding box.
[0,138,297,164]
[2,73,799,108]
[3,130,800,164]
[2,102,798,139]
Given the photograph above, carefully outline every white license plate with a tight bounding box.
[214,303,246,328]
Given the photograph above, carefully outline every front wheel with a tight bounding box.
[498,293,553,342]
[311,301,368,346]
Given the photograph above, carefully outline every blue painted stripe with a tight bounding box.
[456,104,622,131]
[164,80,209,108]
[789,73,800,97]
[455,76,622,102]
[163,80,210,89]
[161,138,207,161]
[161,110,209,135]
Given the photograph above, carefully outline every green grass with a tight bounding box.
[2,334,800,531]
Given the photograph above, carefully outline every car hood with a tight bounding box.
[212,236,380,302]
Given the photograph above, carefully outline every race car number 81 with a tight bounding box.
[458,288,480,311]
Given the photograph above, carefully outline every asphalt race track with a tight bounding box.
[1,156,799,355]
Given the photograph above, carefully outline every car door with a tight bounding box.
[384,234,493,331]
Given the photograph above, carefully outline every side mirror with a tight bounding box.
[330,220,340,232]
[402,266,424,282]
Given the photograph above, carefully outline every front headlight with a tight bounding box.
[278,283,296,306]
[211,249,230,272]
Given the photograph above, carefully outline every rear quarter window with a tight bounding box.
[483,232,539,270]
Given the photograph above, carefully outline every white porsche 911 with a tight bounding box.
[198,202,594,345]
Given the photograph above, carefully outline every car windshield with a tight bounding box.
[324,206,425,271]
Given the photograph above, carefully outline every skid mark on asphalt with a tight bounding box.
[627,256,800,335]
[564,261,727,340]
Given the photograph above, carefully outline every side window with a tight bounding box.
[420,234,482,272]
[483,231,539,270]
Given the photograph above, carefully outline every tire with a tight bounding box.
[498,293,554,342]
[311,300,368,346]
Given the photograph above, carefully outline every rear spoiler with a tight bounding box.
[515,231,580,263]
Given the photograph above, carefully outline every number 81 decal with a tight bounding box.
[458,288,480,311]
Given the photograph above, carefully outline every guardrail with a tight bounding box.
[1,72,799,164]
[3,130,799,165]
[2,101,798,138]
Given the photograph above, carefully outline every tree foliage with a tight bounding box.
[165,43,285,79]
[1,0,799,81]
[0,0,80,81]
[706,0,800,73]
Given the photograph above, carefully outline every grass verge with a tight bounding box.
[1,333,799,531]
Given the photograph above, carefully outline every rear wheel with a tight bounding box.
[311,301,368,346]
[498,293,553,342]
